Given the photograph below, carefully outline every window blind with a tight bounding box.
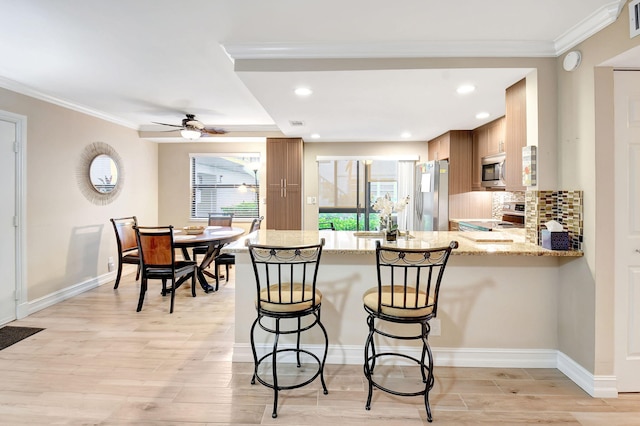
[190,154,260,220]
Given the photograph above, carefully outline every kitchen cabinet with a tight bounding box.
[504,79,526,191]
[266,138,303,230]
[486,117,505,155]
[428,132,450,161]
[428,130,471,195]
[472,117,504,190]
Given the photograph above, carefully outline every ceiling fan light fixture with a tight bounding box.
[180,129,201,140]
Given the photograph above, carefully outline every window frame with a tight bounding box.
[189,153,261,221]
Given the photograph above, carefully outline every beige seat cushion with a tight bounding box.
[363,285,434,318]
[258,283,323,313]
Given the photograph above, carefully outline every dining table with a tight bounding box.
[173,226,245,293]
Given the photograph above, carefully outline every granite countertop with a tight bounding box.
[223,230,583,257]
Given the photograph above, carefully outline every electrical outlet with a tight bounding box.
[430,318,441,336]
[107,256,115,272]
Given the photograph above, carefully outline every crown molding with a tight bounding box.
[224,1,626,61]
[0,76,138,130]
[554,0,626,55]
[223,40,557,60]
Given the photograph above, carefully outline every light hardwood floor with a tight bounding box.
[1,268,639,425]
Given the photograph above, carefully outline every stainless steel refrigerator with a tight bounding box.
[414,160,449,231]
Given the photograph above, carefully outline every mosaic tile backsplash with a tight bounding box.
[525,190,583,251]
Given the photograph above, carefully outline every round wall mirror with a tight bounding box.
[77,142,124,205]
[89,154,119,193]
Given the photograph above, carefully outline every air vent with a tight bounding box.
[289,120,305,127]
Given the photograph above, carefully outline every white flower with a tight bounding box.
[372,194,410,224]
[394,195,410,212]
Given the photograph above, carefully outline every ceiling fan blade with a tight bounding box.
[202,127,228,135]
[152,121,182,128]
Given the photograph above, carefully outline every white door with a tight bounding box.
[0,117,17,325]
[614,70,640,392]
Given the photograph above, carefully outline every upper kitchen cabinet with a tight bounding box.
[487,116,505,156]
[428,130,472,195]
[504,79,526,191]
[266,138,303,230]
[472,116,505,190]
[427,132,450,161]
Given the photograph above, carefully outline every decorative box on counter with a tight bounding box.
[541,230,570,250]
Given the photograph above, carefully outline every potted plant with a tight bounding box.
[372,194,410,242]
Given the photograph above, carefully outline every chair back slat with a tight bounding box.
[111,216,138,253]
[135,226,175,267]
[249,216,264,233]
[208,213,233,227]
[375,240,457,318]
[247,240,325,310]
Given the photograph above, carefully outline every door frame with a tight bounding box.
[613,70,640,392]
[0,110,27,321]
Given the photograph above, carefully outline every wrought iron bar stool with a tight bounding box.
[363,240,458,422]
[246,238,329,418]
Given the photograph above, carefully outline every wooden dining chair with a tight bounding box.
[192,213,234,260]
[134,225,197,313]
[110,216,141,289]
[249,216,264,233]
[215,214,264,283]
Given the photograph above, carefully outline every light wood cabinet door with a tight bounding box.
[486,116,505,155]
[504,79,526,191]
[447,130,472,195]
[429,130,471,195]
[266,138,303,230]
[428,133,450,161]
[472,127,488,190]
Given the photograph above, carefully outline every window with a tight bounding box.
[317,158,414,231]
[190,154,260,220]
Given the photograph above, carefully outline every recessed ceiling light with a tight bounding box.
[401,132,412,138]
[456,84,476,95]
[294,87,313,96]
[310,133,320,139]
[476,112,490,119]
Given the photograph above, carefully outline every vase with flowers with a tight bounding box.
[372,193,410,242]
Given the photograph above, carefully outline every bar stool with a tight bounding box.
[246,238,328,418]
[363,240,458,422]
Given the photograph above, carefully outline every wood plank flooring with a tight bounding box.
[1,268,639,425]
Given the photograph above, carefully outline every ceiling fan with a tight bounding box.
[153,114,227,140]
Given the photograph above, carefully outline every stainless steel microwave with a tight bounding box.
[481,153,506,188]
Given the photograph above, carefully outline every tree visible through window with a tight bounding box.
[190,154,260,220]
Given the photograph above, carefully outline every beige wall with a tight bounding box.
[158,141,267,234]
[0,87,158,302]
[556,0,640,374]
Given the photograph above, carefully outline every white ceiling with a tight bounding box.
[0,0,628,143]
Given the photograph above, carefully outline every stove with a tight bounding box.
[458,202,525,232]
[501,202,525,227]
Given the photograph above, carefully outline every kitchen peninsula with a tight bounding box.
[225,230,582,369]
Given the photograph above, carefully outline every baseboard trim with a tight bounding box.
[557,351,618,397]
[233,343,557,367]
[233,343,618,398]
[26,271,115,316]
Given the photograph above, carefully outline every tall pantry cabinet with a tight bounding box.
[504,78,526,191]
[266,137,303,230]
